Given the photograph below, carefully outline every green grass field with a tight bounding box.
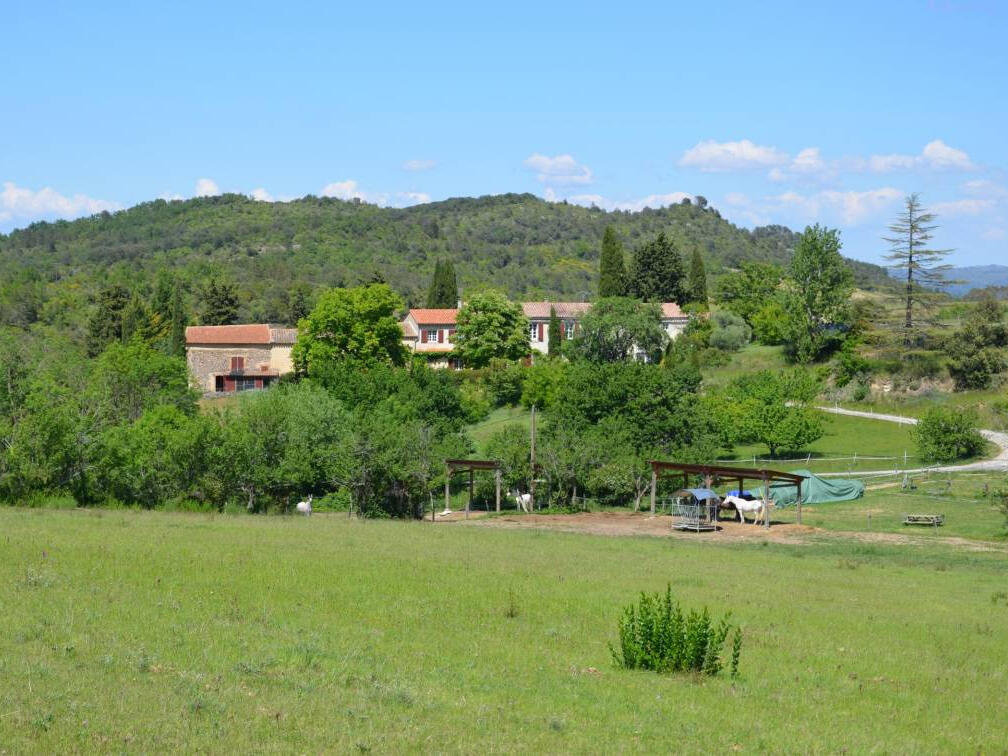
[3,508,1007,751]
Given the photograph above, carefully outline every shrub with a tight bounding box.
[708,310,751,352]
[914,407,987,464]
[750,301,788,345]
[458,381,491,423]
[610,585,741,678]
[483,360,525,406]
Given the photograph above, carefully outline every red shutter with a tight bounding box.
[537,323,544,341]
[421,329,428,343]
[230,356,245,372]
[438,329,444,343]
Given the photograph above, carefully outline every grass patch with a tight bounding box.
[1,508,1007,751]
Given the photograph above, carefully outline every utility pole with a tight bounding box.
[530,405,536,511]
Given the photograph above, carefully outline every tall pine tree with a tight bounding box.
[200,278,240,325]
[598,226,626,297]
[687,249,708,306]
[86,284,131,356]
[547,306,562,357]
[627,232,686,303]
[426,259,458,308]
[883,194,953,345]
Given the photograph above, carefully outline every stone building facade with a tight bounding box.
[185,324,297,394]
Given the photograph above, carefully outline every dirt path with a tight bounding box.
[450,510,1008,553]
[816,405,1008,474]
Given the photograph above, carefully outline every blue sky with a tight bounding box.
[2,0,1006,266]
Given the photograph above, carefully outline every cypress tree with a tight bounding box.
[290,288,309,324]
[547,306,562,357]
[598,226,626,297]
[121,294,150,344]
[169,282,188,357]
[426,259,458,308]
[627,232,686,303]
[687,249,708,306]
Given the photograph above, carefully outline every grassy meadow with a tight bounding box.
[3,508,1008,752]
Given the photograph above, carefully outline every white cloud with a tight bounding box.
[250,188,273,202]
[402,159,436,172]
[557,190,692,212]
[321,179,370,202]
[962,179,1007,199]
[981,227,1006,241]
[0,181,120,224]
[195,178,221,196]
[397,191,431,204]
[932,198,996,217]
[869,140,975,173]
[679,139,788,172]
[523,153,593,185]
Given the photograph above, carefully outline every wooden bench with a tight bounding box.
[902,513,944,527]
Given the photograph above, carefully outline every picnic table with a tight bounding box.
[902,513,944,527]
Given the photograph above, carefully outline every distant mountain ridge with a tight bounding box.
[942,265,1008,297]
[0,192,894,328]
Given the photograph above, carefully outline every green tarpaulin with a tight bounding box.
[754,469,864,507]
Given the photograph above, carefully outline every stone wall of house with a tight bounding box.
[187,346,273,392]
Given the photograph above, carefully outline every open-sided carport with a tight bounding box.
[648,461,807,529]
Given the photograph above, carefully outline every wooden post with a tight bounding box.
[467,469,473,519]
[495,468,501,512]
[762,474,770,530]
[444,465,450,517]
[796,478,803,525]
[649,468,657,514]
[530,405,536,511]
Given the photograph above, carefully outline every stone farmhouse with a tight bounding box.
[185,324,297,394]
[185,302,691,392]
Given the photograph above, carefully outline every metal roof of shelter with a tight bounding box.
[650,460,807,485]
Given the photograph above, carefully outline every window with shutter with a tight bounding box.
[230,356,245,373]
[437,329,444,343]
[537,322,544,341]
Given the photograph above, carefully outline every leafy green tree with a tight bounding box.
[547,306,562,357]
[781,225,853,363]
[914,407,986,464]
[627,232,686,303]
[710,369,822,457]
[749,301,789,345]
[200,277,240,326]
[520,358,564,409]
[687,249,708,306]
[947,298,1008,390]
[292,284,406,375]
[86,284,131,356]
[426,259,458,308]
[453,290,529,368]
[715,262,784,324]
[87,341,198,426]
[121,293,153,344]
[485,423,531,492]
[570,297,666,363]
[598,226,626,297]
[884,194,953,345]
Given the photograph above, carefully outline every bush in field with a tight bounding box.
[914,407,986,464]
[611,585,741,678]
[750,301,789,345]
[708,310,751,352]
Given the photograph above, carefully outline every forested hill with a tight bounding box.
[0,192,891,327]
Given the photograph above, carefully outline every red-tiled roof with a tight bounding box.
[660,303,687,319]
[522,302,593,319]
[409,308,458,325]
[186,324,273,345]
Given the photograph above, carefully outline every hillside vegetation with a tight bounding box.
[0,193,892,332]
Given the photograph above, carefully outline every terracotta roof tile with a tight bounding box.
[521,302,594,319]
[408,308,458,325]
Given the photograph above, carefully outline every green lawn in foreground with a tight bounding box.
[2,509,1007,751]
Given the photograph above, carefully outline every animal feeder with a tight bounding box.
[670,488,720,532]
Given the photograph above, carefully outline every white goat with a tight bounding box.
[722,494,765,525]
[510,489,532,513]
[295,494,313,517]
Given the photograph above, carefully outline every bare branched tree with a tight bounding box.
[883,194,954,345]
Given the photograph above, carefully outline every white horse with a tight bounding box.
[295,494,313,517]
[722,494,765,525]
[510,489,532,513]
